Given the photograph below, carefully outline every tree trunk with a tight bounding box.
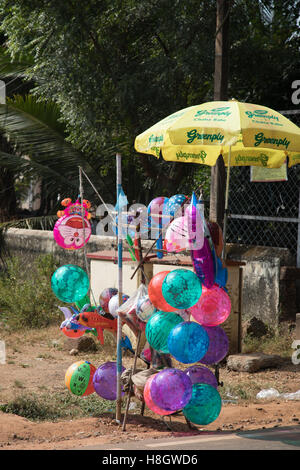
[209,0,230,229]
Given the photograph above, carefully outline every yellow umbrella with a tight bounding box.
[135,100,300,167]
[134,99,300,256]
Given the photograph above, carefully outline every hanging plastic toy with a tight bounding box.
[186,193,214,288]
[53,198,92,250]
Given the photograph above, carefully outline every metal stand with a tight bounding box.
[122,330,142,431]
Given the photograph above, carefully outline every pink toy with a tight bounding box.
[186,193,214,288]
[53,198,92,250]
[164,216,189,253]
[189,284,231,326]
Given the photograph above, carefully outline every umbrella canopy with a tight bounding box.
[135,100,300,167]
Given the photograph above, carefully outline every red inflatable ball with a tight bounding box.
[148,271,177,312]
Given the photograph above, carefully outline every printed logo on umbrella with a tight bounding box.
[194,106,232,118]
[245,109,280,122]
[235,153,269,166]
[186,129,224,144]
[254,132,290,149]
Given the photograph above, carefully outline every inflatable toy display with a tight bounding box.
[51,264,89,303]
[65,361,96,396]
[53,198,92,250]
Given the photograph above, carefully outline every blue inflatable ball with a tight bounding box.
[183,383,222,425]
[51,264,89,303]
[162,269,202,310]
[164,194,188,220]
[145,311,183,353]
[167,321,209,364]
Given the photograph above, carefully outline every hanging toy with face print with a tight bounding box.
[53,198,92,250]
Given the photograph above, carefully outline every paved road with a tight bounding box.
[73,425,300,451]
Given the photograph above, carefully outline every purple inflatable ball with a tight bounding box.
[199,326,229,365]
[150,368,193,412]
[93,362,125,401]
[184,365,218,389]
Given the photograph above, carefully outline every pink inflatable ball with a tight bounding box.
[150,368,193,412]
[184,365,218,389]
[147,196,169,224]
[143,375,174,416]
[199,326,229,365]
[189,284,231,327]
[164,216,190,253]
[99,287,118,313]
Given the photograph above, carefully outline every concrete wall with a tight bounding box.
[2,228,297,327]
[226,244,295,325]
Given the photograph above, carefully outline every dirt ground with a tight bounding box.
[0,326,299,450]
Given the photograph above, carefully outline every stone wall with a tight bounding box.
[2,228,297,327]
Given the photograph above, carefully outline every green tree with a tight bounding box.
[0,0,299,208]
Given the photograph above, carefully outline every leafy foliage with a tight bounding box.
[0,0,299,208]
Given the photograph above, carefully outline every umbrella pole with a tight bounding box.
[116,153,123,423]
[222,145,231,260]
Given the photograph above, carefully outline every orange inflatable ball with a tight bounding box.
[148,271,177,312]
[65,361,96,396]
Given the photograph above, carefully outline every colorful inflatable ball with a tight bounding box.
[65,361,96,396]
[99,287,118,313]
[163,194,188,221]
[51,264,90,303]
[93,362,125,401]
[148,271,178,312]
[148,196,169,224]
[161,269,202,310]
[167,321,209,364]
[183,383,222,425]
[145,311,183,354]
[184,365,218,389]
[150,368,193,412]
[164,216,191,253]
[199,326,229,365]
[143,375,173,416]
[189,285,231,326]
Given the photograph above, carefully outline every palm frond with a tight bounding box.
[0,94,107,202]
[0,48,34,79]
